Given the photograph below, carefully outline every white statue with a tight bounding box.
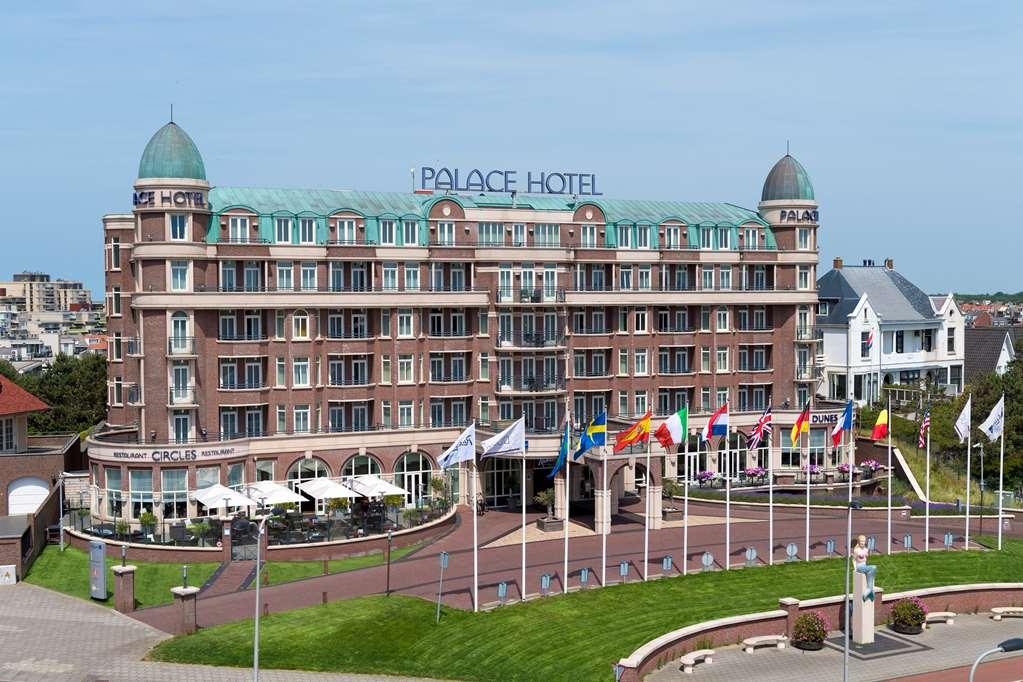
[852,534,876,602]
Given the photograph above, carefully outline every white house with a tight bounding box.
[816,258,964,404]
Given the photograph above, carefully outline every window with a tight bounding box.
[664,226,680,249]
[618,391,628,416]
[700,228,712,250]
[797,266,810,290]
[700,306,711,331]
[753,307,767,330]
[437,221,454,245]
[219,261,237,291]
[276,405,286,433]
[381,400,392,427]
[634,308,647,332]
[0,417,13,451]
[381,355,391,384]
[716,388,728,406]
[536,223,559,248]
[701,267,714,290]
[169,214,188,241]
[736,307,748,331]
[110,237,121,269]
[161,469,188,520]
[398,309,413,337]
[634,392,647,416]
[404,263,419,291]
[129,470,153,520]
[743,227,758,250]
[719,266,732,290]
[638,265,651,290]
[947,327,955,353]
[336,218,356,244]
[276,262,293,290]
[716,306,729,331]
[293,358,309,387]
[479,352,490,381]
[634,349,648,376]
[299,218,315,244]
[294,405,310,433]
[581,224,597,248]
[276,357,286,386]
[379,309,390,337]
[383,263,398,290]
[701,347,710,372]
[275,218,291,244]
[717,227,730,250]
[818,301,830,315]
[617,224,631,249]
[398,354,414,383]
[716,346,729,372]
[170,261,188,291]
[635,225,650,249]
[861,331,871,358]
[403,220,418,244]
[292,310,309,339]
[110,285,121,316]
[922,329,933,352]
[618,265,633,290]
[478,222,503,246]
[380,220,396,245]
[895,330,905,354]
[798,227,810,250]
[300,262,316,290]
[618,348,629,376]
[398,400,414,428]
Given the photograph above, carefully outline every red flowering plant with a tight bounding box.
[793,610,830,644]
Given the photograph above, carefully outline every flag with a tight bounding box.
[614,411,651,453]
[954,396,971,444]
[574,411,607,459]
[979,396,1004,442]
[481,417,526,457]
[548,419,571,479]
[866,331,875,351]
[871,409,889,440]
[918,411,930,449]
[701,403,729,442]
[438,422,476,468]
[831,400,853,447]
[654,406,688,450]
[790,401,811,447]
[747,405,772,450]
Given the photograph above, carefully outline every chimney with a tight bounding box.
[884,258,894,270]
[833,257,843,270]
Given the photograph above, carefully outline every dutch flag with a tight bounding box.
[701,402,729,442]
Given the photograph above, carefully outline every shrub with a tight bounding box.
[139,510,157,533]
[326,497,350,513]
[662,480,682,498]
[793,611,830,643]
[533,488,556,517]
[890,597,928,628]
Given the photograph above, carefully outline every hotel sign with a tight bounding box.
[419,167,602,196]
[90,442,248,463]
[778,208,819,222]
[811,413,838,425]
[132,190,207,208]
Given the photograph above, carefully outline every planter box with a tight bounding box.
[537,517,564,532]
[663,508,685,522]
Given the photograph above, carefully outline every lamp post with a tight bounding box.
[385,528,393,596]
[968,638,1023,682]
[253,495,268,682]
[58,473,65,552]
[843,500,864,682]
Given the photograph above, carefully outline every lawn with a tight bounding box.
[25,545,218,609]
[256,541,426,587]
[150,537,1023,681]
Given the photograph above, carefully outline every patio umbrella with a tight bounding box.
[299,478,361,500]
[351,475,407,498]
[193,483,258,511]
[244,480,304,506]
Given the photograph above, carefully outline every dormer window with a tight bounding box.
[818,301,829,315]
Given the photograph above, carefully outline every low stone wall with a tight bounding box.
[616,582,1023,681]
[65,528,224,564]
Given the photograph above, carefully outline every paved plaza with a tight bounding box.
[647,614,1023,681]
[0,583,431,681]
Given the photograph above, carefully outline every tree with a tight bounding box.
[3,353,107,434]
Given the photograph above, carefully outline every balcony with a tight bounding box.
[656,325,695,334]
[496,375,566,394]
[168,387,198,406]
[657,365,693,376]
[429,373,470,384]
[426,328,471,339]
[167,337,196,356]
[218,381,268,391]
[737,364,772,373]
[325,331,371,340]
[573,369,612,379]
[218,332,269,342]
[496,332,566,349]
[795,365,815,381]
[126,385,143,406]
[124,338,143,356]
[326,377,372,387]
[795,326,815,341]
[571,326,612,336]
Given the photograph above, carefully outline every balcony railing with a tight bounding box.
[326,330,371,340]
[574,369,612,378]
[658,365,693,375]
[795,365,814,380]
[571,326,612,335]
[167,337,196,354]
[429,373,469,383]
[327,377,372,387]
[737,364,772,372]
[220,237,272,245]
[124,338,142,355]
[326,238,371,246]
[218,381,268,390]
[795,326,815,341]
[496,332,566,348]
[168,388,198,404]
[497,375,567,392]
[217,332,269,342]
[656,325,696,334]
[427,328,471,338]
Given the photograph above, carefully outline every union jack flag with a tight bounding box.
[918,410,930,449]
[747,405,773,450]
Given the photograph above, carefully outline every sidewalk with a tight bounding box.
[647,614,1023,681]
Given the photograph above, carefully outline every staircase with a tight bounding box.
[201,560,255,598]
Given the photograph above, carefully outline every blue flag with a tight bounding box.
[574,412,607,460]
[548,420,571,479]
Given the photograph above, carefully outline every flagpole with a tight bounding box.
[925,418,931,552]
[521,447,526,600]
[886,394,892,555]
[563,412,570,595]
[768,428,774,566]
[601,445,608,586]
[804,423,810,562]
[643,430,651,581]
[683,435,689,576]
[965,393,972,551]
[998,393,1005,551]
[725,428,732,571]
[471,458,479,612]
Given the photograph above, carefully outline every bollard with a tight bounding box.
[540,573,551,597]
[866,535,877,552]
[580,567,589,588]
[497,581,508,605]
[701,551,714,572]
[744,547,757,567]
[825,538,836,557]
[321,591,327,604]
[903,534,913,551]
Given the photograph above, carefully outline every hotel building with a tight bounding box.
[90,121,841,525]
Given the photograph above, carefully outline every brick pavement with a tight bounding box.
[0,582,435,681]
[646,614,1023,682]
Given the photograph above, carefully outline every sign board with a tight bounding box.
[89,442,249,464]
[0,565,15,585]
[132,189,207,209]
[811,413,839,425]
[419,167,602,196]
[89,540,106,600]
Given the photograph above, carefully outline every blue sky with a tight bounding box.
[1,1,1020,296]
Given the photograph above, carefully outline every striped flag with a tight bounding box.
[918,411,930,449]
[747,405,772,450]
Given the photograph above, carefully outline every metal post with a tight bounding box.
[58,473,64,552]
[978,443,984,539]
[601,446,608,587]
[253,496,268,682]
[521,450,526,600]
[385,529,393,596]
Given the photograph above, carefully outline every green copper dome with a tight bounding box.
[137,122,206,180]
[761,154,814,201]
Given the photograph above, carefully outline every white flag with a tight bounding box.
[954,395,972,444]
[481,417,526,457]
[979,396,1005,442]
[438,422,476,468]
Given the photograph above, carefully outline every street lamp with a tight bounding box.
[843,500,864,682]
[253,495,268,682]
[385,528,393,596]
[969,638,1023,682]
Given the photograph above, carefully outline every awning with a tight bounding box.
[194,483,258,510]
[299,478,361,500]
[244,481,304,505]
[350,475,407,498]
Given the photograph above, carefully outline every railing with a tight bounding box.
[493,287,567,303]
[426,329,471,338]
[574,369,612,378]
[326,377,372,387]
[428,418,471,428]
[326,331,371,340]
[429,373,469,383]
[215,284,485,294]
[735,326,773,333]
[217,333,269,342]
[220,237,272,245]
[656,325,696,334]
[218,381,268,390]
[167,337,196,354]
[126,386,142,405]
[571,326,612,335]
[496,332,566,348]
[658,365,692,375]
[795,365,814,380]
[737,364,772,372]
[497,375,567,392]
[124,338,142,355]
[326,238,371,246]
[168,388,198,404]
[569,283,796,293]
[795,326,815,341]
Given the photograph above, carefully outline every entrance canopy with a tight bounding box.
[244,481,304,506]
[299,478,361,500]
[350,475,407,498]
[194,483,257,510]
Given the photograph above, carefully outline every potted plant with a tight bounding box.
[696,470,716,487]
[75,507,90,531]
[534,488,562,532]
[889,597,927,634]
[743,466,766,485]
[115,519,130,541]
[383,494,405,526]
[861,459,880,480]
[401,507,419,528]
[429,476,447,507]
[661,480,685,521]
[326,497,350,519]
[187,520,211,546]
[792,611,830,650]
[139,510,157,538]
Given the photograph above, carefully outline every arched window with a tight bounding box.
[293,310,309,340]
[341,454,381,478]
[393,452,433,507]
[286,457,331,512]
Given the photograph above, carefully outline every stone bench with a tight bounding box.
[679,649,714,674]
[742,635,787,653]
[924,611,955,627]
[991,606,1023,621]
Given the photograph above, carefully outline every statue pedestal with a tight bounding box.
[852,571,875,645]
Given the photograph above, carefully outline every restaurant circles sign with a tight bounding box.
[90,443,249,464]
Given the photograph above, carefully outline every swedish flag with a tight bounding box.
[574,412,607,460]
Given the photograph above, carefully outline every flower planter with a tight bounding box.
[890,623,923,635]
[793,640,824,651]
[537,517,564,532]
[662,508,684,522]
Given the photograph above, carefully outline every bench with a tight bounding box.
[742,635,787,653]
[991,606,1023,621]
[679,649,714,674]
[924,611,956,627]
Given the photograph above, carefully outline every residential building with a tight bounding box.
[964,327,1020,384]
